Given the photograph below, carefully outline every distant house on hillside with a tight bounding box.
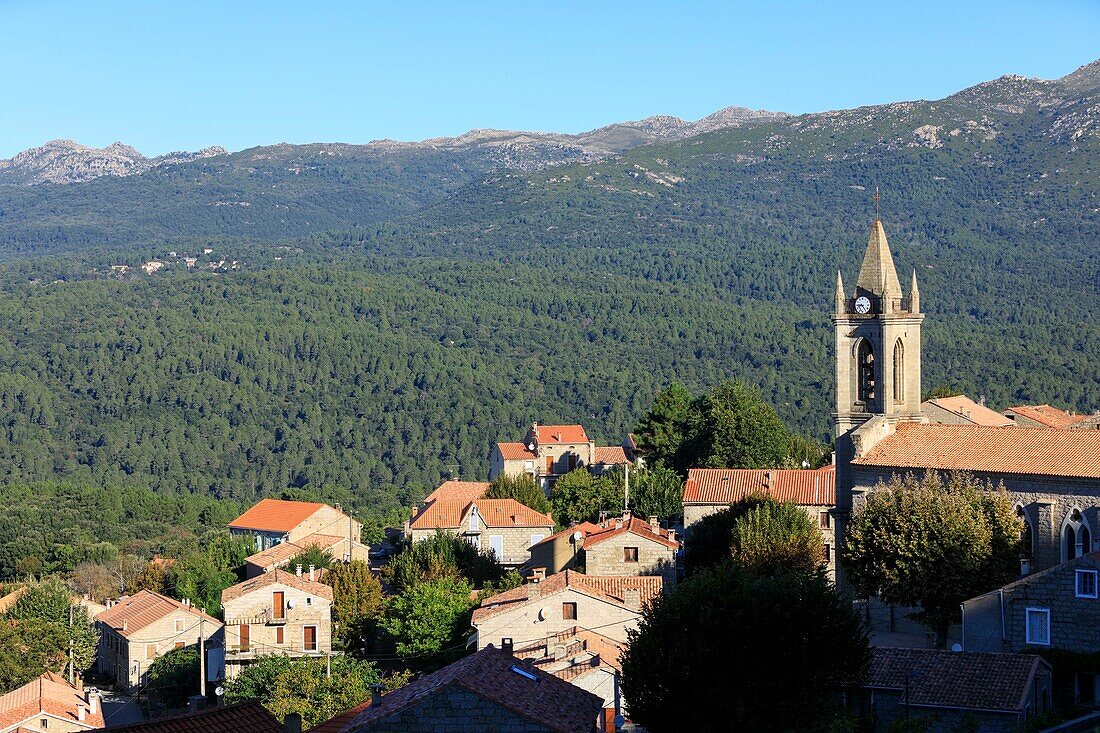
[229,499,363,553]
[340,644,603,733]
[95,590,222,691]
[529,513,678,586]
[404,480,553,566]
[921,395,1014,427]
[683,464,836,574]
[221,567,332,679]
[490,423,636,492]
[0,672,104,732]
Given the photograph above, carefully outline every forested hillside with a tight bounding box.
[0,62,1095,513]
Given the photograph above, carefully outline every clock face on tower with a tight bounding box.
[854,296,871,314]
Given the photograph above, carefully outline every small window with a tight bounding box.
[562,602,577,620]
[1026,607,1051,645]
[146,643,157,660]
[824,544,832,563]
[42,718,48,729]
[529,534,545,547]
[306,597,312,605]
[818,511,831,529]
[174,641,185,650]
[275,627,284,645]
[624,547,639,563]
[1077,569,1098,599]
[174,619,185,632]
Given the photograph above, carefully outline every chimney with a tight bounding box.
[77,703,86,722]
[370,683,384,706]
[667,529,676,543]
[76,674,83,694]
[598,510,608,527]
[614,517,623,530]
[182,598,190,607]
[283,712,302,733]
[527,581,541,601]
[295,564,302,577]
[87,691,99,716]
[531,567,546,582]
[501,637,514,656]
[648,515,658,529]
[308,564,315,582]
[623,588,641,611]
[764,471,772,489]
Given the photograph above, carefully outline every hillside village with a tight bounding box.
[0,218,1096,733]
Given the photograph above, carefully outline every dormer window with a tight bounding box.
[1077,569,1098,599]
[469,507,480,532]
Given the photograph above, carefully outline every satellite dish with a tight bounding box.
[951,643,963,652]
[287,599,297,609]
[572,531,584,542]
[214,686,225,697]
[527,442,535,451]
[538,606,551,621]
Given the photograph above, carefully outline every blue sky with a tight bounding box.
[1,0,1098,157]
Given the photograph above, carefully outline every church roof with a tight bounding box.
[856,219,903,298]
[923,395,1014,427]
[853,422,1100,479]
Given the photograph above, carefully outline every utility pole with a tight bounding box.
[623,461,630,513]
[68,604,74,685]
[198,619,206,700]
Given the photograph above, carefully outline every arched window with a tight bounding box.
[857,340,876,403]
[893,339,905,403]
[1062,508,1092,561]
[1016,505,1034,560]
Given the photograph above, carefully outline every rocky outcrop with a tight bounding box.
[0,140,226,185]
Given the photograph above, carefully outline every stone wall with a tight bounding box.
[222,580,332,678]
[356,686,555,732]
[474,587,642,650]
[291,505,363,544]
[584,532,676,587]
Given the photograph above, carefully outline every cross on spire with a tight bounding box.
[872,187,881,221]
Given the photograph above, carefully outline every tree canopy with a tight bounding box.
[485,473,552,516]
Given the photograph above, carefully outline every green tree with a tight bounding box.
[683,495,769,575]
[0,618,72,689]
[386,532,506,592]
[146,646,199,708]
[322,560,383,653]
[634,383,695,466]
[730,500,824,576]
[842,471,1022,645]
[621,563,870,733]
[4,577,99,678]
[685,380,791,472]
[166,534,253,616]
[286,545,334,572]
[223,654,408,729]
[379,576,477,658]
[485,473,552,516]
[604,464,683,521]
[549,469,623,527]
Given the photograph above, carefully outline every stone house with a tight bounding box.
[405,481,553,567]
[86,700,283,733]
[243,532,369,578]
[851,647,1052,733]
[921,395,1014,427]
[471,570,662,650]
[529,515,678,587]
[342,644,603,733]
[0,672,104,732]
[490,423,634,492]
[229,499,363,553]
[220,567,333,679]
[95,590,222,691]
[1003,404,1092,430]
[682,465,836,575]
[962,551,1100,707]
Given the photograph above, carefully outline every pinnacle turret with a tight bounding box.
[910,269,920,313]
[835,271,846,312]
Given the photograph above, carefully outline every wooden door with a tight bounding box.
[304,626,317,652]
[239,624,250,653]
[273,591,285,619]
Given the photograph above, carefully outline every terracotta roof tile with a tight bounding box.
[534,424,589,445]
[584,517,679,550]
[683,465,835,505]
[853,422,1100,479]
[529,522,602,550]
[96,590,220,638]
[423,480,490,505]
[925,395,1015,427]
[410,498,553,532]
[89,700,281,733]
[342,646,602,733]
[592,446,628,464]
[244,534,345,570]
[867,648,1047,713]
[221,568,333,605]
[1005,404,1089,430]
[496,442,537,460]
[515,627,625,678]
[0,672,105,730]
[472,570,661,624]
[308,700,371,733]
[229,498,327,532]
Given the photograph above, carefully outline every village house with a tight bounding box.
[682,464,836,575]
[87,700,283,733]
[229,499,363,553]
[221,566,333,679]
[852,648,1052,733]
[920,395,1014,427]
[489,423,635,492]
[341,644,603,733]
[95,590,221,691]
[471,569,662,649]
[243,532,369,579]
[529,514,678,587]
[1003,404,1096,430]
[962,551,1100,707]
[405,480,553,567]
[0,672,104,733]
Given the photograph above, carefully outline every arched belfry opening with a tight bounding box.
[1062,507,1092,561]
[857,340,876,404]
[893,339,905,403]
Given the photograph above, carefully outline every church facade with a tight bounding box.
[832,220,1100,579]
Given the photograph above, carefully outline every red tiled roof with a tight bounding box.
[515,627,625,679]
[0,672,105,731]
[925,395,1014,427]
[853,422,1100,479]
[96,590,220,638]
[584,517,679,550]
[529,522,602,549]
[221,568,333,605]
[410,498,553,532]
[472,570,662,624]
[229,498,327,532]
[308,700,371,733]
[867,648,1047,713]
[535,424,589,445]
[423,480,490,505]
[1005,404,1089,430]
[683,465,835,506]
[592,446,628,464]
[496,442,537,460]
[342,646,602,733]
[245,534,345,570]
[88,700,281,733]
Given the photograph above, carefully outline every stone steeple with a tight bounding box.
[856,219,903,299]
[835,270,846,312]
[910,269,920,313]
